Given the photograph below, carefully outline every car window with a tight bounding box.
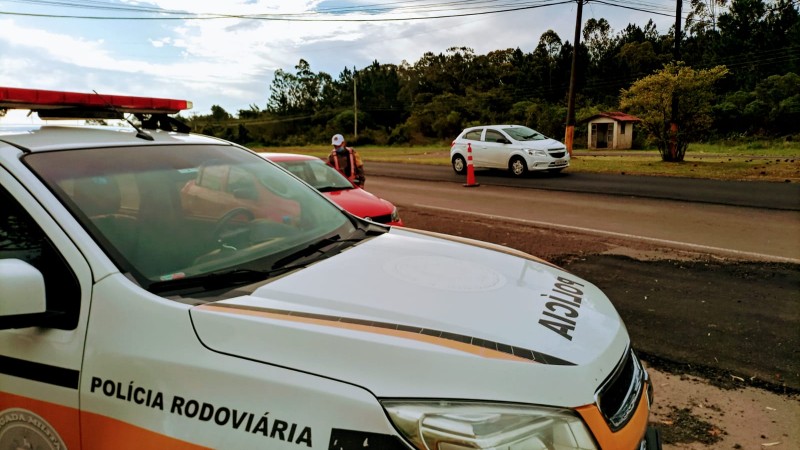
[485,130,507,143]
[309,160,352,188]
[0,186,80,329]
[276,159,353,190]
[227,166,255,193]
[24,145,354,286]
[280,161,313,182]
[464,129,483,141]
[504,126,547,141]
[198,164,226,190]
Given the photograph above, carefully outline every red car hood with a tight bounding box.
[324,187,402,225]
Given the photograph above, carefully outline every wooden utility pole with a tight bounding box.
[353,72,358,140]
[669,0,682,160]
[564,0,584,156]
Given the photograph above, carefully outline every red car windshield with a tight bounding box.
[274,158,354,192]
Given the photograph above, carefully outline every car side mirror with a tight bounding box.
[498,138,511,144]
[0,259,47,329]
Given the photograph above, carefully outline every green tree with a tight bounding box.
[716,0,769,88]
[583,18,614,64]
[686,0,728,35]
[406,92,467,139]
[267,68,295,114]
[754,72,800,133]
[620,63,728,161]
[210,105,230,122]
[354,61,406,129]
[508,100,566,138]
[237,104,261,119]
[617,41,662,77]
[712,90,754,134]
[533,30,564,96]
[266,59,332,115]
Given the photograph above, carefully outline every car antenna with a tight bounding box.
[92,90,154,141]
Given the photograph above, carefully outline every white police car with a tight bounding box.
[0,87,659,449]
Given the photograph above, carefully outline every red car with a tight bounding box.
[262,153,404,226]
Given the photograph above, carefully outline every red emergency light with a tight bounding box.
[0,86,192,114]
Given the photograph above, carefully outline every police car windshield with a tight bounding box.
[24,144,358,289]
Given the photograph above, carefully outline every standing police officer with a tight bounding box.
[328,134,365,187]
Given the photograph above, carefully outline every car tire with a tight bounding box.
[509,157,528,177]
[452,155,467,175]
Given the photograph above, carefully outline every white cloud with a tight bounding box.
[149,37,171,47]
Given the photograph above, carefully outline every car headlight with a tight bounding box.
[382,401,598,450]
[526,149,548,157]
[391,207,401,223]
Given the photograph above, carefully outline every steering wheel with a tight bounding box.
[212,207,255,246]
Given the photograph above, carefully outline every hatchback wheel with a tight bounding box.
[452,155,467,174]
[509,157,527,177]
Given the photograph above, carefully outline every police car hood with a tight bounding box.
[190,227,629,406]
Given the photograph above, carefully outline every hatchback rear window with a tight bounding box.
[464,129,482,140]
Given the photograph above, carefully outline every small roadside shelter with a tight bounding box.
[584,112,641,150]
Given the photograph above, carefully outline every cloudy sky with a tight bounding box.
[1,0,681,117]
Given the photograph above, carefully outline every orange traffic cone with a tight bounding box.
[464,142,480,187]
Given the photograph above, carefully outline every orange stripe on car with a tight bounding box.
[576,384,650,450]
[81,410,211,449]
[197,304,531,363]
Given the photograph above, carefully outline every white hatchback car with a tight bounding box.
[451,125,570,177]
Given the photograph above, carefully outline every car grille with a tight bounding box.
[549,150,566,159]
[595,349,646,431]
[365,214,393,224]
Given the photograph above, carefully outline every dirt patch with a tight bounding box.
[646,367,799,450]
[657,405,723,445]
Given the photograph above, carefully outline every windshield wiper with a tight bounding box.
[148,268,271,295]
[317,186,352,192]
[268,234,360,273]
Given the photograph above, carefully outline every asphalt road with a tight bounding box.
[367,175,800,263]
[367,162,800,211]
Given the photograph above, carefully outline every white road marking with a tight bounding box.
[415,204,800,264]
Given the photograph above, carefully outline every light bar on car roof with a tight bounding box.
[0,86,192,114]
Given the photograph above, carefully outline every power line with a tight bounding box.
[0,0,575,21]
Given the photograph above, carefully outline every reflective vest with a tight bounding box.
[330,147,358,181]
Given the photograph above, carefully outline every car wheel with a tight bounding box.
[452,155,467,175]
[509,157,527,177]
